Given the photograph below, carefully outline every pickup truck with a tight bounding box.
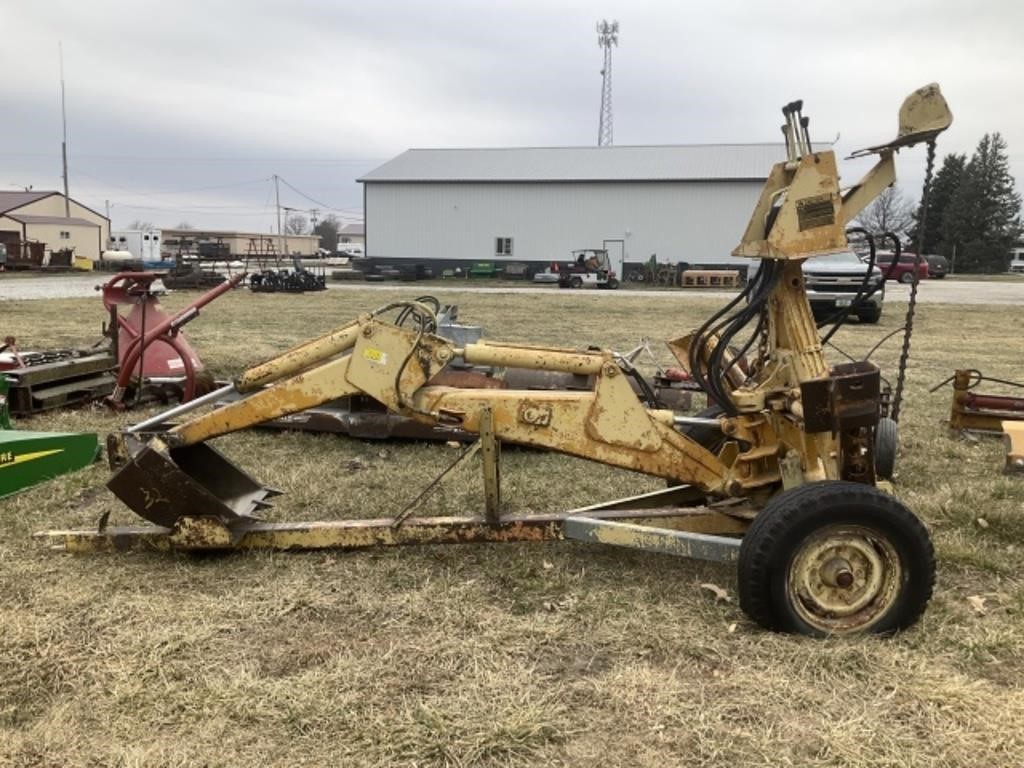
[803,250,885,323]
[748,250,885,324]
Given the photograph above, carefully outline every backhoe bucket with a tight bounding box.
[107,434,278,530]
[851,83,952,156]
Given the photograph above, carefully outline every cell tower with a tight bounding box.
[596,19,619,147]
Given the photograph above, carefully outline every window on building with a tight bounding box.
[59,231,70,240]
[495,237,513,256]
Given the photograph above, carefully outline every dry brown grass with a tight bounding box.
[2,285,1024,767]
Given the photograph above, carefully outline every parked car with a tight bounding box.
[874,251,930,283]
[923,253,949,278]
[803,250,885,323]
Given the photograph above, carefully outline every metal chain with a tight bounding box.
[891,140,937,423]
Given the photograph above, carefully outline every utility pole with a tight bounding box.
[274,174,282,257]
[596,20,618,147]
[59,42,70,217]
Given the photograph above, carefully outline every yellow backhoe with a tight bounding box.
[42,85,953,637]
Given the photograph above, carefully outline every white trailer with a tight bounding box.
[108,229,163,262]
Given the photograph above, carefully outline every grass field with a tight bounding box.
[2,285,1024,767]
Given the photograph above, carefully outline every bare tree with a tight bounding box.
[855,184,915,241]
[285,214,309,235]
[175,221,194,230]
[128,219,155,230]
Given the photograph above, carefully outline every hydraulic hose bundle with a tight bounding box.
[687,258,781,416]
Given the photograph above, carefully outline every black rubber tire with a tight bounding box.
[899,271,915,284]
[606,278,620,290]
[737,481,934,636]
[874,417,898,480]
[570,276,583,289]
[857,305,883,324]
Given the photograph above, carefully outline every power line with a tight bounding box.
[277,176,338,211]
[70,168,272,197]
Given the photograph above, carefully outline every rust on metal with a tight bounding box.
[38,503,744,554]
[479,407,501,523]
[786,524,902,635]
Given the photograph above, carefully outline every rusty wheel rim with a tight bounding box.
[787,525,902,634]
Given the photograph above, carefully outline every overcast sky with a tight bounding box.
[3,0,1020,234]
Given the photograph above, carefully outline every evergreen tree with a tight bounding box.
[941,133,1022,273]
[313,214,341,252]
[910,153,965,254]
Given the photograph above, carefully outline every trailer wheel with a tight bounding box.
[606,278,620,290]
[738,481,934,636]
[874,417,898,480]
[570,276,583,289]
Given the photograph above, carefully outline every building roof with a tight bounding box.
[0,190,58,215]
[7,213,100,227]
[359,143,803,183]
[339,223,364,235]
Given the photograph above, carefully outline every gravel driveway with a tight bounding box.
[3,273,1023,304]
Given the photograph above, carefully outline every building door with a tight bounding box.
[603,239,625,279]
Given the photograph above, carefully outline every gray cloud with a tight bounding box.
[2,0,1020,231]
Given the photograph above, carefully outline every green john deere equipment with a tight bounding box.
[0,376,100,499]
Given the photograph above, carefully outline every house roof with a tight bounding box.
[339,223,364,235]
[7,213,100,227]
[359,143,804,183]
[0,190,57,215]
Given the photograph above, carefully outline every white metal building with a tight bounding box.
[358,144,795,275]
